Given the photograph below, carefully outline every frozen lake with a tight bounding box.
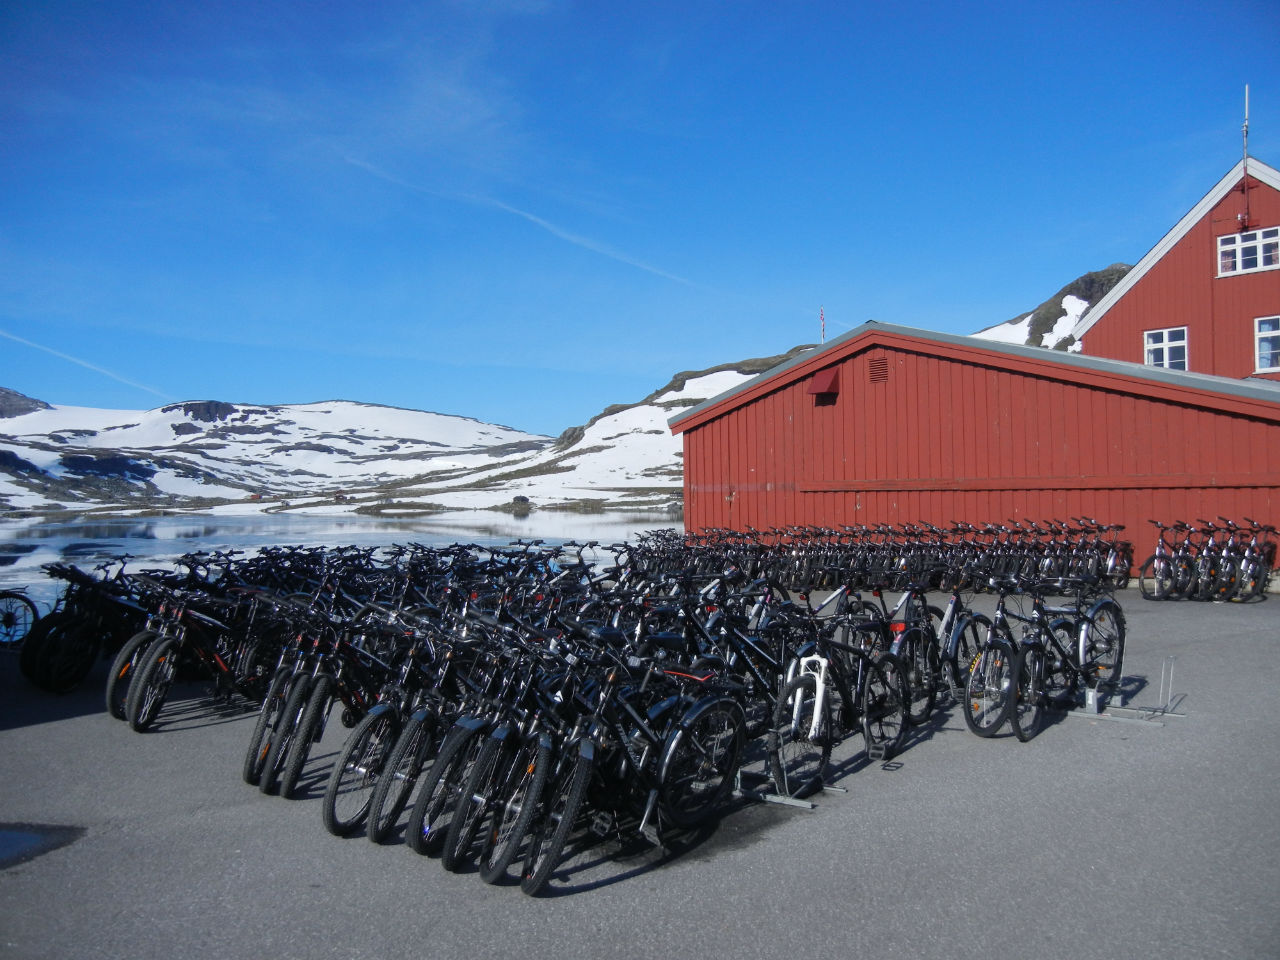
[0,510,681,611]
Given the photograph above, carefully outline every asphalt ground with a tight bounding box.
[1,591,1277,960]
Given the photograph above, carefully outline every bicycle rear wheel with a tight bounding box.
[863,654,906,760]
[0,591,38,648]
[105,629,158,721]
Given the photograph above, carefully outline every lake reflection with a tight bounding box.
[0,510,681,610]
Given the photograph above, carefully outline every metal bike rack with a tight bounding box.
[1066,656,1185,726]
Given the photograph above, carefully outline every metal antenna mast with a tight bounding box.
[1241,84,1251,230]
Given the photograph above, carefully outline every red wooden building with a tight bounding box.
[668,323,1280,536]
[669,157,1280,538]
[1073,157,1280,380]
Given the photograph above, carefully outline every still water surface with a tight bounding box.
[0,511,681,610]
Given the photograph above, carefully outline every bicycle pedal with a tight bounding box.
[866,743,886,762]
[639,822,661,847]
[590,811,615,837]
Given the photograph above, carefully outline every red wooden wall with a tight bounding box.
[677,337,1280,545]
[1079,173,1280,381]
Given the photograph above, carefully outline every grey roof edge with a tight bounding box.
[667,320,1280,431]
[1072,157,1280,341]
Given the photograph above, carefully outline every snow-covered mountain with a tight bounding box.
[0,347,810,519]
[973,264,1131,350]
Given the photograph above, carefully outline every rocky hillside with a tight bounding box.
[973,264,1131,349]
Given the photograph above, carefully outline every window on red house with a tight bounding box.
[1219,227,1280,276]
[1144,327,1188,370]
[1257,317,1280,372]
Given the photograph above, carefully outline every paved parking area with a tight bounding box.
[1,591,1277,960]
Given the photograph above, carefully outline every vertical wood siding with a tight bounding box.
[681,344,1280,541]
[1082,176,1280,380]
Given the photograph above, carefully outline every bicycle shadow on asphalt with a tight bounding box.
[0,658,115,731]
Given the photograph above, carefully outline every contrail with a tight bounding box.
[343,155,693,286]
[0,328,174,401]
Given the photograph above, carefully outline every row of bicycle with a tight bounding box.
[1138,518,1275,602]
[649,518,1134,593]
[86,540,1127,894]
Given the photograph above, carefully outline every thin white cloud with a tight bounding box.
[0,328,174,401]
[342,154,694,286]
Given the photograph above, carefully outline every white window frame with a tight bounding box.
[1144,326,1188,370]
[1218,226,1280,277]
[1256,316,1280,373]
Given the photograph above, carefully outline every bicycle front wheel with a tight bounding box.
[963,632,1014,738]
[1010,646,1046,742]
[767,672,832,799]
[322,707,399,836]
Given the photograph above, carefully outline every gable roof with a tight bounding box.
[668,320,1280,435]
[1071,157,1280,341]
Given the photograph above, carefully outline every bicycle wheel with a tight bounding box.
[963,629,1014,738]
[944,613,985,697]
[896,627,939,725]
[479,738,551,884]
[767,673,832,799]
[104,629,158,721]
[126,636,180,732]
[862,654,906,760]
[442,735,507,871]
[278,673,333,799]
[1009,646,1046,742]
[520,748,593,897]
[405,724,483,857]
[23,612,100,695]
[259,675,312,795]
[0,591,38,648]
[322,707,399,836]
[660,698,744,829]
[1138,555,1174,600]
[242,669,291,786]
[367,711,438,844]
[1080,599,1125,691]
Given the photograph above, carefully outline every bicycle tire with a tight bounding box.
[0,591,38,648]
[963,626,1014,738]
[520,748,593,897]
[442,735,507,871]
[1010,646,1046,742]
[126,636,180,732]
[242,668,291,786]
[405,724,482,857]
[897,627,939,725]
[321,707,399,836]
[660,697,744,829]
[767,672,832,799]
[104,629,158,721]
[259,675,312,795]
[479,738,551,884]
[1080,598,1125,692]
[367,711,438,844]
[279,673,333,799]
[863,653,907,760]
[1138,555,1173,600]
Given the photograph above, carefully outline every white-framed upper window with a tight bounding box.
[1144,327,1187,370]
[1218,226,1280,276]
[1257,316,1280,372]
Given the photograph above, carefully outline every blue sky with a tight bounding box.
[2,0,1278,436]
